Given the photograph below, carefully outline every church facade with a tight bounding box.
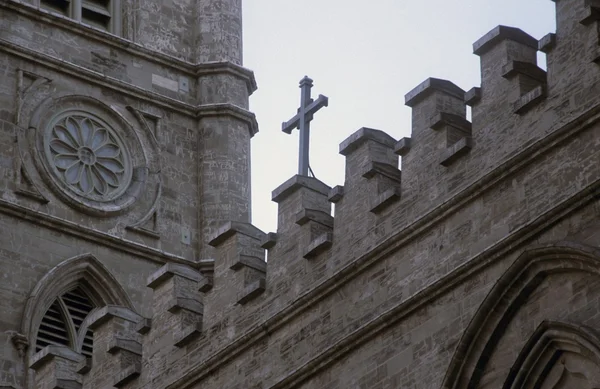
[1,0,600,388]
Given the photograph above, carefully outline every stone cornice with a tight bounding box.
[0,199,214,273]
[0,39,258,134]
[167,101,600,389]
[0,0,257,94]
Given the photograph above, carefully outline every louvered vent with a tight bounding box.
[36,300,69,352]
[35,287,96,357]
[62,287,95,357]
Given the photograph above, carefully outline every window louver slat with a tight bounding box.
[35,287,96,358]
[36,301,69,352]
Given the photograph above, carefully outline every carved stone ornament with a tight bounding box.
[18,94,162,219]
[44,112,132,201]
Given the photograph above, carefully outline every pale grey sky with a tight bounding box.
[243,1,556,233]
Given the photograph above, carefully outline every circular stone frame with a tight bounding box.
[29,95,146,216]
[43,110,133,203]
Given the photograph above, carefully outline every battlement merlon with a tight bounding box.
[403,78,471,170]
[30,346,85,389]
[208,222,267,306]
[472,26,546,117]
[86,306,143,388]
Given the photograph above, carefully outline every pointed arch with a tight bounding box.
[441,241,600,389]
[21,253,135,358]
[503,321,600,389]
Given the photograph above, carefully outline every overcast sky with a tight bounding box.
[242,1,556,233]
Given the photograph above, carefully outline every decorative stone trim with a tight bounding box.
[260,232,278,249]
[538,33,557,53]
[230,255,267,274]
[440,137,473,167]
[405,78,465,107]
[338,127,396,156]
[295,209,334,228]
[167,298,204,316]
[513,85,546,114]
[369,188,401,214]
[328,186,345,203]
[465,87,482,106]
[107,338,142,356]
[361,162,402,184]
[271,175,331,203]
[147,263,202,289]
[135,318,151,335]
[113,362,141,388]
[174,323,203,348]
[304,232,333,259]
[237,279,266,305]
[394,138,412,156]
[208,221,266,247]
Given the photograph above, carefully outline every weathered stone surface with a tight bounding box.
[2,1,600,389]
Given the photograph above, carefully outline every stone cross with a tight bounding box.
[282,76,329,176]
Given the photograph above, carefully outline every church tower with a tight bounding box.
[0,0,255,387]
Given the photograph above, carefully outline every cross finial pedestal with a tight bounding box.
[282,76,329,177]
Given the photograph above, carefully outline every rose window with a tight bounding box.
[46,114,130,200]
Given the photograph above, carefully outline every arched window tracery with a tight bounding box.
[35,286,96,357]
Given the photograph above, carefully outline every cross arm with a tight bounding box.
[281,94,329,134]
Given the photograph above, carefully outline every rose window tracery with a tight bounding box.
[45,113,130,200]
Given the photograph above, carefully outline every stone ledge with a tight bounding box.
[198,274,214,292]
[75,358,91,374]
[580,0,600,25]
[405,78,465,107]
[370,188,401,214]
[338,127,396,156]
[113,362,141,388]
[230,255,267,273]
[473,25,538,56]
[50,380,82,389]
[167,297,204,316]
[195,61,258,94]
[208,221,266,247]
[513,85,546,114]
[328,186,344,203]
[271,175,331,203]
[394,138,411,156]
[238,279,266,305]
[174,322,203,348]
[440,137,473,167]
[147,263,201,289]
[502,61,547,83]
[30,345,85,370]
[361,162,402,184]
[295,209,334,229]
[538,33,556,53]
[88,306,142,330]
[304,232,333,259]
[135,318,152,335]
[465,87,482,106]
[429,112,472,133]
[260,232,278,249]
[196,104,259,137]
[108,338,142,356]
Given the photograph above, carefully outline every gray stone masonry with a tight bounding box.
[3,0,600,389]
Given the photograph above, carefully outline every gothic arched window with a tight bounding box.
[35,286,96,357]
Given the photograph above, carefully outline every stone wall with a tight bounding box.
[2,0,600,388]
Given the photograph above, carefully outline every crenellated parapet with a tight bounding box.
[30,346,85,389]
[472,26,546,117]
[145,264,207,348]
[86,306,143,388]
[338,127,401,213]
[208,222,267,306]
